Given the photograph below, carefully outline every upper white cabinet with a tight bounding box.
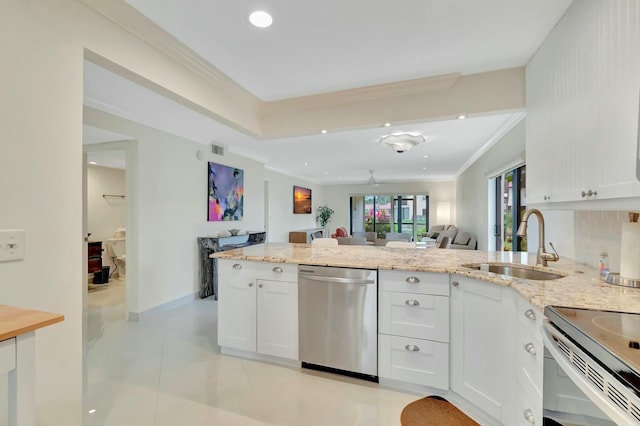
[527,1,640,205]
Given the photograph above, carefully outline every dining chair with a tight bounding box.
[311,238,338,246]
[385,241,417,248]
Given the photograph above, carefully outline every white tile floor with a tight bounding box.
[84,282,418,425]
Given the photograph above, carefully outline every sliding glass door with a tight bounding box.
[356,194,428,240]
[493,165,527,252]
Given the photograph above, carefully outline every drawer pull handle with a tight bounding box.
[405,299,420,306]
[258,283,263,288]
[524,309,537,321]
[248,282,253,287]
[406,276,420,284]
[523,408,535,424]
[452,281,459,287]
[233,264,242,270]
[524,342,537,355]
[273,266,283,273]
[405,344,420,352]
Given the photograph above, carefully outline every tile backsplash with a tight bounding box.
[574,211,634,271]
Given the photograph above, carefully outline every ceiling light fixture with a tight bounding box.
[249,11,273,28]
[457,114,467,120]
[383,122,392,127]
[379,132,425,154]
[320,129,327,134]
[89,161,97,165]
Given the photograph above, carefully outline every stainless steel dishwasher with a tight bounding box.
[298,265,377,380]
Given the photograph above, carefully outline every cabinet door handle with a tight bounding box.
[405,344,420,352]
[543,195,551,201]
[248,282,253,287]
[258,283,263,288]
[524,309,537,321]
[452,281,459,287]
[272,266,283,273]
[233,264,242,270]
[524,342,537,355]
[406,276,420,284]
[581,189,598,198]
[405,299,420,306]
[523,408,536,424]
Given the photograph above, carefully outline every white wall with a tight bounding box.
[264,170,323,242]
[0,1,277,418]
[84,107,265,314]
[87,165,126,273]
[455,120,526,250]
[323,181,455,236]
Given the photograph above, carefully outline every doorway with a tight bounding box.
[492,165,527,252]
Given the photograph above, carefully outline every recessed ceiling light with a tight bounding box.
[457,114,467,120]
[89,161,97,165]
[423,167,427,170]
[304,162,308,166]
[324,171,329,175]
[423,155,428,158]
[383,122,392,127]
[249,11,273,28]
[88,409,97,414]
[320,129,327,134]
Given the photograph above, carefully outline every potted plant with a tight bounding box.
[316,204,335,230]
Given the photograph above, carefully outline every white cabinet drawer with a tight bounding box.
[378,270,449,295]
[379,291,449,342]
[378,334,449,390]
[515,295,542,329]
[516,330,544,397]
[515,380,542,426]
[0,338,16,374]
[219,259,297,283]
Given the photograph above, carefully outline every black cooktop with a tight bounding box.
[545,306,640,395]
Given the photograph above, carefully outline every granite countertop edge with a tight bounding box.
[211,243,640,313]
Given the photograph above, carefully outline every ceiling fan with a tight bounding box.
[368,170,381,187]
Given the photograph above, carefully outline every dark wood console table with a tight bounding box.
[197,232,266,299]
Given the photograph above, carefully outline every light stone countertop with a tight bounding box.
[211,242,640,314]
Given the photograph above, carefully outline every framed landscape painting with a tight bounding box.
[208,162,244,221]
[293,185,312,214]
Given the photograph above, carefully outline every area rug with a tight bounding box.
[400,395,479,426]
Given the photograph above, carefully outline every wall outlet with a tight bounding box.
[0,229,25,262]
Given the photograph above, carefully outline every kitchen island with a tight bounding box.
[211,243,640,425]
[211,242,640,313]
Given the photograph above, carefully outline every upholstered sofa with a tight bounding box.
[422,225,477,250]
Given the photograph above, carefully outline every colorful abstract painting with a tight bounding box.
[293,186,312,214]
[208,162,244,221]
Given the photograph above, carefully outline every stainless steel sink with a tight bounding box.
[463,263,565,280]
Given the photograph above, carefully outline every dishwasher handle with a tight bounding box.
[299,274,375,285]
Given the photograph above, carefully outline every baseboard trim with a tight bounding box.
[128,292,198,322]
[220,347,301,369]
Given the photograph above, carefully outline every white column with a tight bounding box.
[8,332,35,426]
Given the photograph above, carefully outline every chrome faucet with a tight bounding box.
[516,208,559,267]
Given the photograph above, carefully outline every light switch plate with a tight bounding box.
[0,229,25,262]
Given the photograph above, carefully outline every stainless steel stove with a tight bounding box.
[544,306,640,425]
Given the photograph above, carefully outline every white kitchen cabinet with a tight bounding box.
[256,279,298,359]
[527,1,640,205]
[504,291,544,426]
[378,270,449,389]
[450,276,512,422]
[217,263,256,352]
[217,259,298,360]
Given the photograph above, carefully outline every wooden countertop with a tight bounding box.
[211,243,640,314]
[0,305,64,341]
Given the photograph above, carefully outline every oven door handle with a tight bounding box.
[542,323,636,426]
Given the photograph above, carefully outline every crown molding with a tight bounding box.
[265,73,461,111]
[79,0,257,100]
[455,111,526,177]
